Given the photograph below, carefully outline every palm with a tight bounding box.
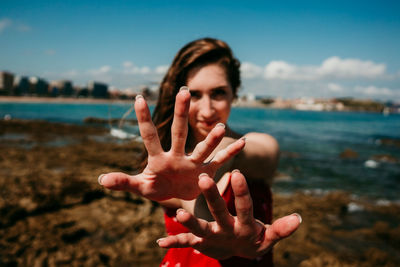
[188,218,263,259]
[157,172,301,259]
[138,153,214,200]
[99,89,244,201]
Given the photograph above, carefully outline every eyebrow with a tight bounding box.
[190,85,230,92]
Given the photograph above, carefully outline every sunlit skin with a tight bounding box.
[155,63,301,259]
[99,62,301,261]
[187,64,234,144]
[99,89,245,201]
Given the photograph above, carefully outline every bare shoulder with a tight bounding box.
[234,132,279,184]
[242,132,279,159]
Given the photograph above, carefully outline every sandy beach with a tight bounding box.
[1,119,399,266]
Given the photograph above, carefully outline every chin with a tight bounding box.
[194,129,210,141]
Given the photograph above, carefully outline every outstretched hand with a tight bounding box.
[157,171,301,260]
[98,87,245,201]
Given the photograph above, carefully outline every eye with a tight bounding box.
[211,88,227,100]
[190,90,201,100]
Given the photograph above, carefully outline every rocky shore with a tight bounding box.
[1,120,399,266]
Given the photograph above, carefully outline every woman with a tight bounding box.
[98,38,301,266]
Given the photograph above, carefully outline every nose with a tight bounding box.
[199,95,215,119]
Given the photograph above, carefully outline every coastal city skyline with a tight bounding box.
[1,0,400,101]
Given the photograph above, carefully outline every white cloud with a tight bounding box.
[123,61,133,68]
[0,18,31,34]
[318,57,386,79]
[64,70,79,77]
[122,61,167,75]
[241,62,263,79]
[155,65,169,75]
[122,61,152,75]
[85,65,113,83]
[327,83,344,92]
[264,61,294,80]
[264,61,317,80]
[0,18,12,33]
[88,65,111,75]
[38,58,399,101]
[41,62,169,89]
[256,56,388,81]
[140,66,151,74]
[99,65,111,73]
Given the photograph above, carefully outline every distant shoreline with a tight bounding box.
[0,96,135,104]
[0,96,266,108]
[1,96,397,113]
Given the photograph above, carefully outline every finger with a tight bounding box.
[157,233,202,249]
[230,170,254,226]
[170,87,191,154]
[190,123,226,163]
[98,172,141,194]
[135,95,163,156]
[208,138,245,171]
[198,174,234,229]
[176,209,212,237]
[262,213,302,248]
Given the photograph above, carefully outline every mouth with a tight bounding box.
[198,120,218,128]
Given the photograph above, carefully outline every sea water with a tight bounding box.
[1,102,399,202]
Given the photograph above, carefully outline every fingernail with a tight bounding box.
[176,208,186,215]
[232,169,240,174]
[156,238,165,244]
[292,213,302,224]
[193,249,201,254]
[179,86,189,91]
[135,94,143,100]
[240,137,246,142]
[199,173,208,179]
[216,122,225,129]
[98,174,105,185]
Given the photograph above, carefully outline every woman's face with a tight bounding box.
[186,64,234,143]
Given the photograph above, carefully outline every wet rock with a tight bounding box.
[61,228,90,244]
[84,117,138,125]
[339,148,358,159]
[273,171,293,182]
[380,138,400,148]
[371,154,398,164]
[280,151,301,159]
[1,120,400,266]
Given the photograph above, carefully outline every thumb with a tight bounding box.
[98,172,140,192]
[263,213,302,246]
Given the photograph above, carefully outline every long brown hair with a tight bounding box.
[140,38,241,169]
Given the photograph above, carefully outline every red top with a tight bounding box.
[160,178,273,267]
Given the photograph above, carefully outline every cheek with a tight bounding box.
[216,102,231,120]
[188,105,198,126]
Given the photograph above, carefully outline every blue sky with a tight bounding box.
[1,0,400,100]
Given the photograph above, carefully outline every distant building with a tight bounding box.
[0,71,14,95]
[121,88,137,100]
[140,86,157,100]
[50,80,74,97]
[88,81,109,98]
[76,86,89,98]
[29,77,49,96]
[13,76,30,95]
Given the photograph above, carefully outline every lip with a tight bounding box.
[198,120,218,128]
